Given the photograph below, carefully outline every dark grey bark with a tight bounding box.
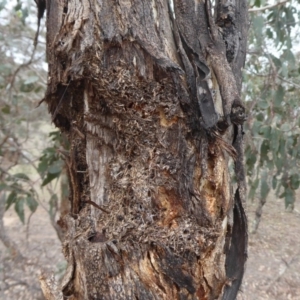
[40,1,248,299]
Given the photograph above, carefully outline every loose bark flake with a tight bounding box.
[43,0,249,299]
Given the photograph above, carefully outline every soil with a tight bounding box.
[0,206,65,300]
[0,196,299,299]
[238,197,300,300]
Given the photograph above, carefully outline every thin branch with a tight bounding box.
[265,250,300,292]
[8,58,34,93]
[245,69,300,89]
[0,135,9,148]
[28,64,47,86]
[8,52,44,96]
[26,211,34,246]
[278,76,300,89]
[249,0,291,12]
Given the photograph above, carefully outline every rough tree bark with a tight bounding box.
[40,0,248,299]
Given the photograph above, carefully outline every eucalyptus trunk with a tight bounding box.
[41,0,248,299]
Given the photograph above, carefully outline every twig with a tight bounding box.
[84,200,110,214]
[278,75,300,89]
[251,196,266,233]
[265,250,300,292]
[249,0,290,12]
[245,69,300,89]
[8,53,44,96]
[26,211,34,247]
[0,135,9,148]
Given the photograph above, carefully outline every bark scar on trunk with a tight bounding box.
[42,0,249,298]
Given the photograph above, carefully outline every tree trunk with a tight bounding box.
[41,0,248,299]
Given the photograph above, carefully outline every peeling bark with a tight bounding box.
[43,0,248,299]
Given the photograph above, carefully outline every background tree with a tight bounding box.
[40,0,248,299]
[0,0,46,253]
[0,0,71,237]
[0,2,66,298]
[245,0,300,232]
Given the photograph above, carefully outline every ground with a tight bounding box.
[238,196,300,300]
[0,194,299,299]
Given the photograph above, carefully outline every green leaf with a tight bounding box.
[14,197,25,224]
[284,188,295,209]
[0,0,8,11]
[279,191,285,199]
[246,150,257,174]
[26,196,38,213]
[275,20,285,45]
[252,15,264,37]
[290,174,300,190]
[278,139,286,157]
[6,191,17,210]
[13,173,30,181]
[1,104,10,114]
[256,113,264,122]
[14,2,22,11]
[274,86,284,108]
[266,28,273,39]
[37,159,49,177]
[0,182,7,191]
[284,7,296,26]
[275,179,282,197]
[257,100,269,109]
[249,177,259,200]
[49,194,58,218]
[260,177,270,200]
[49,131,61,140]
[20,82,35,93]
[280,63,288,77]
[260,125,271,138]
[252,120,262,135]
[283,49,295,66]
[253,0,260,7]
[0,64,12,76]
[266,158,274,170]
[260,140,270,165]
[21,7,29,24]
[246,152,257,172]
[276,157,285,172]
[270,127,280,153]
[270,54,282,68]
[48,161,62,174]
[267,10,274,21]
[272,176,277,189]
[282,178,289,189]
[42,172,61,186]
[24,75,39,85]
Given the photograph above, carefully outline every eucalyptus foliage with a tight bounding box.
[0,0,51,223]
[245,0,300,210]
